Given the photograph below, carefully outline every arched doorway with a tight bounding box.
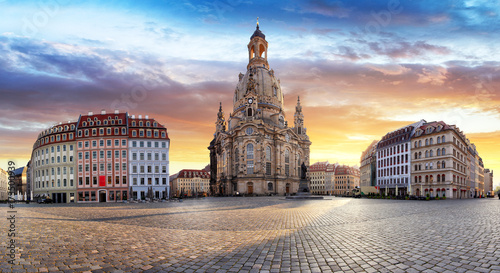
[98,190,106,202]
[247,182,253,195]
[416,188,420,197]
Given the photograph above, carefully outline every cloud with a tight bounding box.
[368,40,451,59]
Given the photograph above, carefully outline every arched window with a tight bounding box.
[234,148,239,174]
[418,140,421,147]
[425,151,428,158]
[442,160,446,168]
[437,149,441,156]
[414,141,418,148]
[437,175,441,182]
[437,137,441,144]
[430,138,433,145]
[437,161,441,169]
[442,148,445,155]
[247,108,253,117]
[425,139,428,146]
[442,136,445,142]
[418,152,422,159]
[414,152,418,159]
[266,146,271,161]
[247,143,254,159]
[442,174,445,181]
[284,149,290,176]
[430,150,433,157]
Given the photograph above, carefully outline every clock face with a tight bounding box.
[248,98,253,104]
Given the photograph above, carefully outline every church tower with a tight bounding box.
[209,21,311,197]
[294,97,305,136]
[215,102,226,133]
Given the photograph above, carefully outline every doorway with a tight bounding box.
[286,183,290,194]
[99,191,106,202]
[247,182,253,194]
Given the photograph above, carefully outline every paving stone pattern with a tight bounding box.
[1,197,500,272]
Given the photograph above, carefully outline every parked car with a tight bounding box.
[37,196,52,204]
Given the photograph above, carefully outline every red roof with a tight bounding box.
[177,169,210,179]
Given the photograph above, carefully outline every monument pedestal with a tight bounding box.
[286,179,324,200]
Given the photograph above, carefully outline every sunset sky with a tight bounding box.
[0,0,499,187]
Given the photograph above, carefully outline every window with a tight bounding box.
[266,162,271,175]
[247,160,254,174]
[247,143,254,159]
[285,149,290,163]
[268,182,273,191]
[132,153,137,160]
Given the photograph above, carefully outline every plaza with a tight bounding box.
[2,197,500,272]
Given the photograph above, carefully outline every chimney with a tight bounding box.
[139,115,142,119]
[145,115,149,119]
[101,109,106,115]
[114,109,119,114]
[88,111,93,116]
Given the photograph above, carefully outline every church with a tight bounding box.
[208,22,311,196]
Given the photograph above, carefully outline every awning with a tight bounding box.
[441,188,445,191]
[430,188,433,191]
[436,188,441,191]
[461,189,467,191]
[425,188,429,191]
[453,188,457,191]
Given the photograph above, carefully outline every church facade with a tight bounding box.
[208,23,311,196]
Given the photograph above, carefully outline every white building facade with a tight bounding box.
[128,116,170,200]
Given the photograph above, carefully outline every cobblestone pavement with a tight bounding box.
[1,197,500,272]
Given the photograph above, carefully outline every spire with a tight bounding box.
[295,96,302,113]
[216,102,226,133]
[294,96,304,135]
[217,102,225,120]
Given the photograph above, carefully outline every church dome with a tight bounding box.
[233,67,284,113]
[232,24,284,118]
[250,25,265,40]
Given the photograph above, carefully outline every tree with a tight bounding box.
[494,185,500,194]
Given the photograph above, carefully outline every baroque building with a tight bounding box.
[411,121,469,198]
[171,169,210,197]
[30,110,169,203]
[209,23,311,196]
